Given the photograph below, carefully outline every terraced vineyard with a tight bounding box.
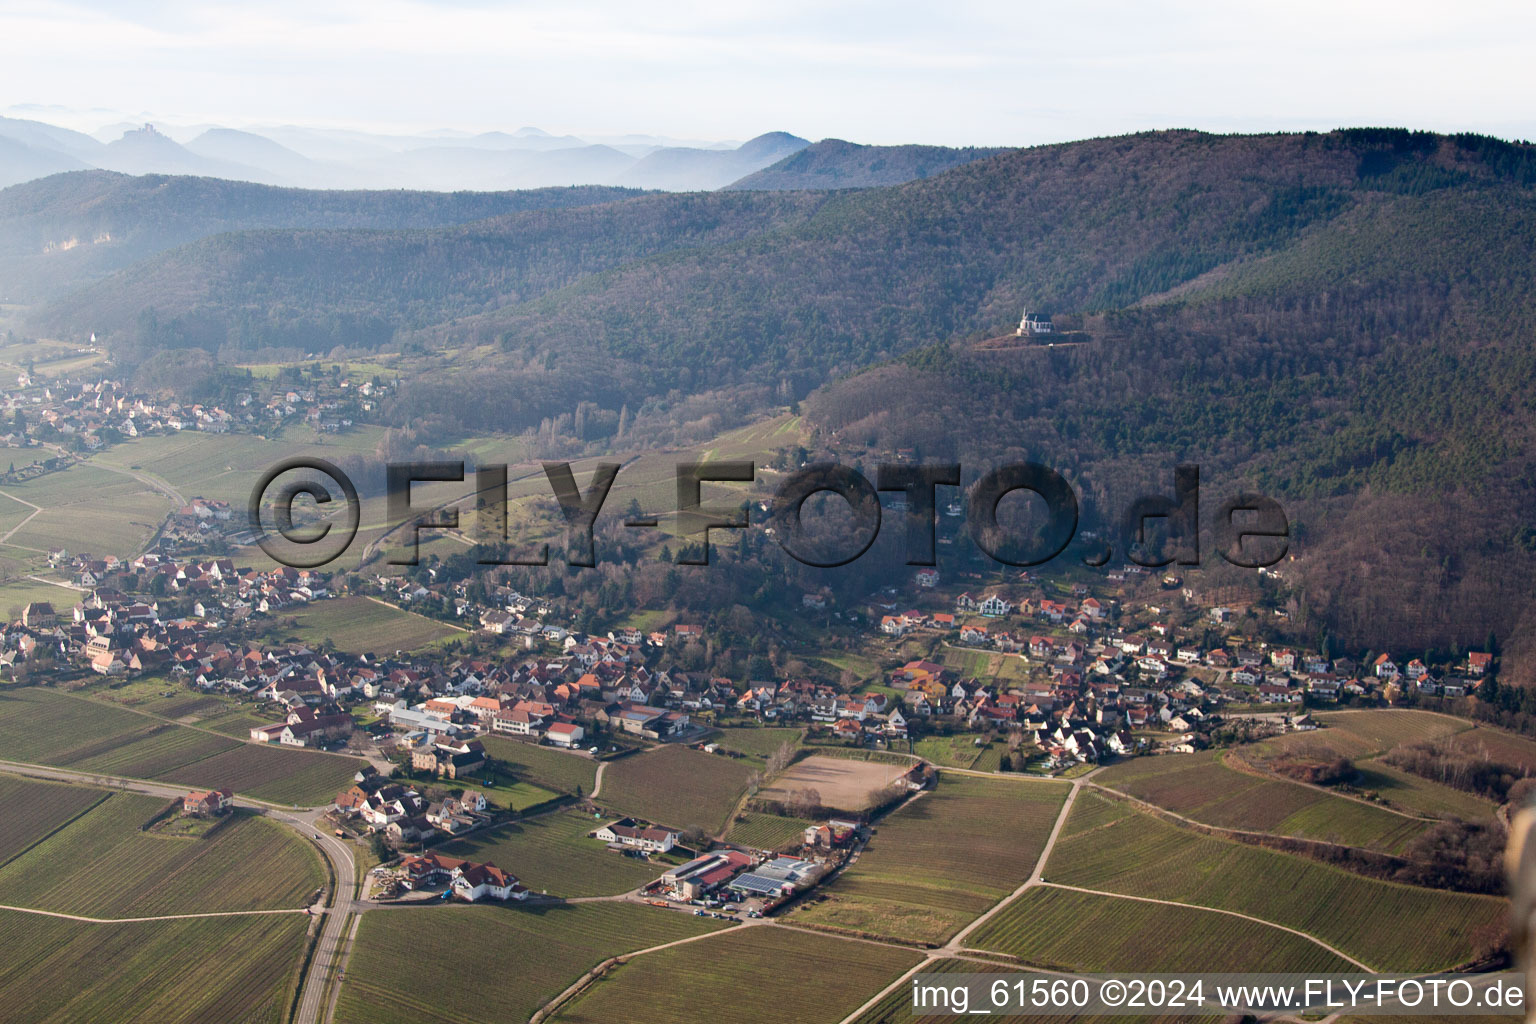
[335,902,727,1024]
[789,775,1068,945]
[970,886,1357,972]
[0,792,324,916]
[601,745,757,833]
[1044,793,1507,972]
[1094,752,1429,852]
[0,910,308,1024]
[553,923,922,1024]
[439,809,659,897]
[480,735,598,795]
[0,773,107,867]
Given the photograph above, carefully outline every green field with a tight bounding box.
[912,734,991,769]
[0,792,324,917]
[1044,793,1507,972]
[0,687,364,805]
[0,578,86,622]
[710,726,803,759]
[0,773,107,867]
[480,735,598,794]
[335,902,727,1024]
[554,922,921,1024]
[439,809,660,897]
[0,909,308,1024]
[789,776,1068,945]
[1094,752,1430,852]
[724,811,815,851]
[93,426,387,509]
[1349,761,1497,820]
[277,596,461,654]
[600,746,757,834]
[970,885,1357,972]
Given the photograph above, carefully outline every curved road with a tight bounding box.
[0,758,355,1024]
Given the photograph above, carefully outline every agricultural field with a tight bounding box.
[0,578,84,622]
[1044,793,1507,972]
[758,754,910,814]
[1245,709,1471,765]
[912,734,992,769]
[789,776,1068,945]
[1094,752,1430,852]
[335,902,727,1024]
[970,885,1357,972]
[1445,726,1536,774]
[1348,761,1497,820]
[80,677,240,722]
[554,922,922,1024]
[275,595,462,654]
[710,726,802,759]
[439,809,659,897]
[0,791,324,916]
[0,773,107,867]
[601,745,757,833]
[480,735,598,794]
[156,743,366,806]
[93,425,387,509]
[724,811,815,851]
[1235,710,1496,821]
[0,686,365,805]
[0,910,308,1024]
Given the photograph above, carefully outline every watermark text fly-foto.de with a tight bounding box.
[249,458,1288,571]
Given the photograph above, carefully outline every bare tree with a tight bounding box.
[767,741,795,775]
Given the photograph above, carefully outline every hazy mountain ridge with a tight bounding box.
[0,116,813,193]
[725,139,1011,190]
[0,171,645,302]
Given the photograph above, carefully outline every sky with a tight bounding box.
[2,0,1533,146]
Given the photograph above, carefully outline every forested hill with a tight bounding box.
[0,171,644,302]
[17,128,1536,664]
[723,139,1010,190]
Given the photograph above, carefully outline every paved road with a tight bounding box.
[269,806,358,1024]
[0,759,357,1024]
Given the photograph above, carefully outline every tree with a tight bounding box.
[767,741,795,775]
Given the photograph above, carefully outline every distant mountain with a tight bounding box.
[616,132,810,191]
[0,117,105,162]
[186,129,338,187]
[97,125,265,180]
[0,171,644,301]
[365,143,636,191]
[726,139,1011,190]
[0,118,817,192]
[0,134,87,189]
